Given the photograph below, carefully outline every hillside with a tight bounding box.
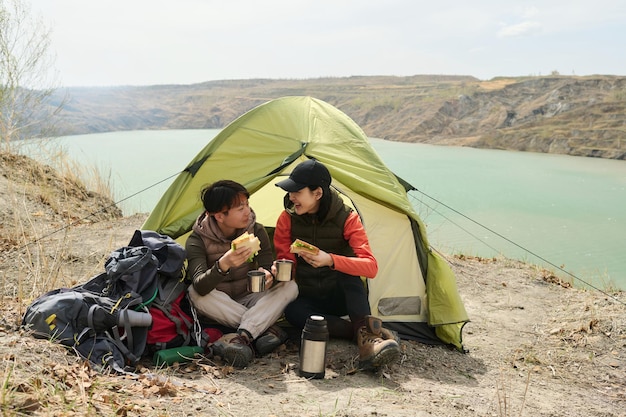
[49,74,626,159]
[1,151,624,416]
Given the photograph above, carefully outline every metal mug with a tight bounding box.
[247,270,266,292]
[275,259,294,281]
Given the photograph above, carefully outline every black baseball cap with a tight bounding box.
[276,159,331,192]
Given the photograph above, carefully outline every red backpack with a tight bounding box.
[147,290,193,350]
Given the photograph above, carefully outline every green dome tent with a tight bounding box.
[142,96,468,350]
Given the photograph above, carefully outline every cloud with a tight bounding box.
[520,6,540,19]
[497,21,542,38]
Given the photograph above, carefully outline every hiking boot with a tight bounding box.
[357,315,401,370]
[212,333,254,368]
[211,332,236,358]
[255,325,288,356]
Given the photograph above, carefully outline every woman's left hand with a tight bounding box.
[300,250,333,269]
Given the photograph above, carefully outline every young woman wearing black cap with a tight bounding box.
[274,159,400,370]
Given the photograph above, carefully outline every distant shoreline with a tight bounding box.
[45,75,626,160]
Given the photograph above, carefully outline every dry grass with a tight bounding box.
[495,370,531,417]
[0,149,122,302]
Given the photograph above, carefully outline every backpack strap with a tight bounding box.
[109,324,140,365]
[74,326,133,373]
[109,296,151,365]
[86,304,101,330]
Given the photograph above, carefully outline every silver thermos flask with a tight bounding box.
[299,315,329,379]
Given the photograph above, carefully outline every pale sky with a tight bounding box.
[29,0,626,87]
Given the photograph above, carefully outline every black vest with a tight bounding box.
[287,189,356,299]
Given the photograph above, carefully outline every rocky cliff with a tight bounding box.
[50,74,626,159]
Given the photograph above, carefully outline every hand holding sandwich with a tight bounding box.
[290,239,334,269]
[216,232,261,272]
[216,245,254,272]
[299,250,334,269]
[215,243,275,288]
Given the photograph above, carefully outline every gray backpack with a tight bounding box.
[22,230,187,373]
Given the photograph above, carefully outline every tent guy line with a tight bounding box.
[409,194,503,255]
[412,190,624,305]
[11,171,182,255]
[12,154,624,308]
[12,157,625,308]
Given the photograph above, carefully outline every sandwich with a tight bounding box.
[289,239,319,255]
[231,232,261,262]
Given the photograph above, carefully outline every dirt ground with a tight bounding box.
[1,152,625,416]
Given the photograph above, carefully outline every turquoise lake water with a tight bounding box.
[22,130,626,291]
